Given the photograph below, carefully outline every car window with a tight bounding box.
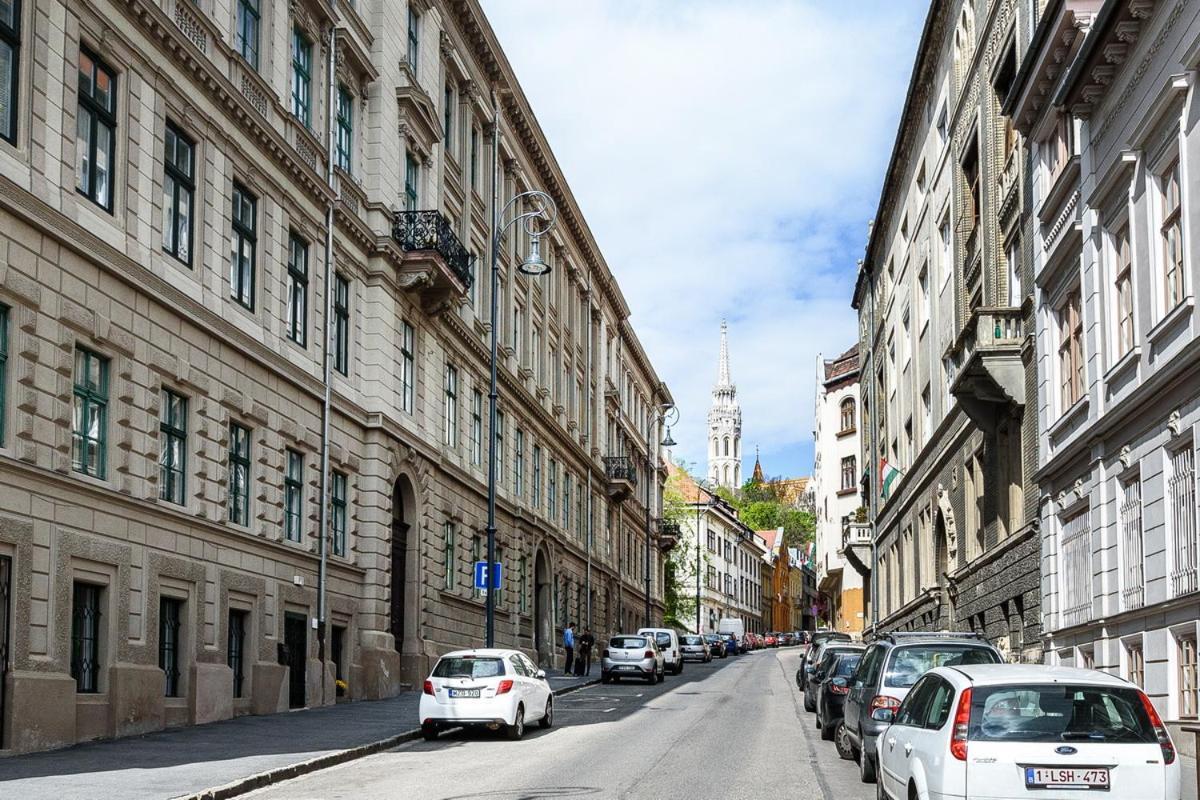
[969,684,1156,744]
[432,656,505,679]
[682,635,701,645]
[610,636,647,649]
[509,655,529,677]
[896,675,938,727]
[884,645,1000,688]
[924,677,956,729]
[832,654,862,678]
[856,645,884,687]
[654,633,672,648]
[520,654,540,676]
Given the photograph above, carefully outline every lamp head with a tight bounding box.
[661,426,677,448]
[518,233,551,276]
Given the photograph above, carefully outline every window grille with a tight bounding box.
[1059,508,1092,628]
[1119,477,1144,610]
[1169,445,1197,597]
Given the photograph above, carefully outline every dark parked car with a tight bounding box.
[803,642,864,712]
[722,633,741,655]
[798,630,851,689]
[813,649,865,752]
[703,633,728,658]
[841,632,1002,784]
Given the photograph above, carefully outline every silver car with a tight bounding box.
[601,634,665,684]
[679,634,711,663]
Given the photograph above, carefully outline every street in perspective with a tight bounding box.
[0,0,1198,799]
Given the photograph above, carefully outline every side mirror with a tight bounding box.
[805,664,816,674]
[831,677,848,688]
[871,707,895,723]
[535,669,547,680]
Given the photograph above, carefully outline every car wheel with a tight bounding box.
[859,746,877,783]
[803,693,815,712]
[835,722,855,760]
[675,660,683,675]
[539,697,554,729]
[648,670,658,685]
[506,705,525,741]
[820,719,836,741]
[421,723,438,742]
[815,711,823,730]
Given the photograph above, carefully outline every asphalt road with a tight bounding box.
[245,647,873,800]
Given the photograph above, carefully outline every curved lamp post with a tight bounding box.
[692,476,717,633]
[485,187,558,648]
[643,403,678,628]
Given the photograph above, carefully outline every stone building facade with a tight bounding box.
[1010,0,1200,761]
[0,0,669,753]
[851,0,1042,662]
[812,345,867,635]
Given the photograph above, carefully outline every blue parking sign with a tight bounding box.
[474,561,502,590]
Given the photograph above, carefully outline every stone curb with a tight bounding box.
[179,678,600,800]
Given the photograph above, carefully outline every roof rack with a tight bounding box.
[872,630,989,643]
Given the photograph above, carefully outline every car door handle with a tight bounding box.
[903,743,912,757]
[886,736,896,751]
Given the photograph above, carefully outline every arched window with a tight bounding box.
[840,398,856,433]
[724,437,730,456]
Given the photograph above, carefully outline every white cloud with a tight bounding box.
[481,0,923,475]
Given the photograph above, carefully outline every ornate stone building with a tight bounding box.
[707,321,742,489]
[851,0,1041,661]
[0,0,669,753]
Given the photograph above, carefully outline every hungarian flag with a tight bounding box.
[880,459,902,499]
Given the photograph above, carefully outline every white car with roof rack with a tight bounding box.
[875,664,1180,800]
[418,648,553,741]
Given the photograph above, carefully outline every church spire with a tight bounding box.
[707,321,743,490]
[752,447,764,484]
[717,319,732,387]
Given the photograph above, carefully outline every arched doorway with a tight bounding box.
[934,510,949,585]
[390,476,415,654]
[533,548,552,666]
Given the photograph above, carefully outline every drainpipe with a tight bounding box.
[316,1,340,693]
[585,273,593,631]
[865,262,880,630]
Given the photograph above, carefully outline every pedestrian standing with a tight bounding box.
[563,621,575,675]
[579,628,596,676]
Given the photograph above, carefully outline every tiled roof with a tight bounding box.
[823,345,860,383]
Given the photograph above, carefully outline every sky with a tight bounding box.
[480,0,925,479]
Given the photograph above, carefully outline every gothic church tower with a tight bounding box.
[708,321,742,489]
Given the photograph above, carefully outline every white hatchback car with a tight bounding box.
[876,664,1180,800]
[419,649,553,741]
[638,627,684,675]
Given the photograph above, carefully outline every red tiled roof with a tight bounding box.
[823,345,860,383]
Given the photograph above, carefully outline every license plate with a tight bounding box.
[448,688,480,698]
[617,665,637,671]
[1024,767,1109,790]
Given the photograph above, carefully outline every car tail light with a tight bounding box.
[644,650,654,659]
[423,680,435,696]
[602,649,610,659]
[1138,690,1176,764]
[950,688,972,761]
[496,679,514,695]
[869,694,900,721]
[831,682,849,695]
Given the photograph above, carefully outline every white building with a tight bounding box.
[707,322,742,489]
[812,346,866,635]
[1010,0,1200,769]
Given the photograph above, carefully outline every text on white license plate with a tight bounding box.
[1024,767,1109,790]
[449,688,480,698]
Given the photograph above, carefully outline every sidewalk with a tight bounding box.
[0,673,598,800]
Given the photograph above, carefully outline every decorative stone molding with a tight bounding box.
[1168,408,1182,437]
[1119,445,1132,470]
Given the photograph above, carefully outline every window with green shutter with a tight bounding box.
[159,389,187,505]
[72,348,108,478]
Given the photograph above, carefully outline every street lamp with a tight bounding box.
[644,402,678,629]
[485,181,558,648]
[692,479,716,633]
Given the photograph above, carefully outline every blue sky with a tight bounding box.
[480,0,925,479]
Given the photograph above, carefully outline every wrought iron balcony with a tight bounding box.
[946,306,1025,427]
[391,210,474,309]
[655,518,682,552]
[604,456,638,503]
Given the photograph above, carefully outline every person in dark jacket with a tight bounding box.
[577,628,596,676]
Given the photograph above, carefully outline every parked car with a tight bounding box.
[638,627,684,675]
[704,633,728,658]
[717,617,745,641]
[722,632,741,655]
[801,630,852,674]
[843,632,1002,784]
[875,664,1181,800]
[814,649,865,753]
[601,634,665,684]
[740,633,757,652]
[679,634,711,663]
[779,632,796,647]
[419,649,552,741]
[765,633,778,647]
[805,642,866,716]
[799,633,856,697]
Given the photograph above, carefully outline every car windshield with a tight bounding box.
[831,654,862,677]
[969,685,1157,744]
[432,656,504,679]
[682,636,702,645]
[653,633,671,648]
[610,636,647,649]
[884,645,1000,688]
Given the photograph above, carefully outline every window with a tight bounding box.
[443,521,455,589]
[1179,632,1198,719]
[291,28,312,126]
[76,49,117,211]
[162,124,194,265]
[917,266,930,330]
[1119,475,1143,610]
[1125,638,1144,688]
[72,348,108,478]
[548,459,557,517]
[1160,159,1185,312]
[563,472,572,529]
[1059,507,1091,628]
[400,321,414,413]
[0,304,8,446]
[1047,114,1072,180]
[921,384,932,446]
[1113,226,1134,357]
[406,5,419,72]
[228,422,251,526]
[228,609,247,698]
[230,184,256,309]
[331,471,347,557]
[286,234,308,346]
[470,127,479,190]
[443,364,457,447]
[938,212,952,289]
[0,0,20,143]
[935,103,947,146]
[469,389,482,465]
[159,597,182,697]
[1056,290,1083,411]
[335,85,353,173]
[159,389,187,505]
[334,274,350,375]
[576,482,583,539]
[515,429,525,497]
[472,536,482,598]
[495,410,505,485]
[404,150,419,210]
[443,82,453,150]
[1005,236,1022,308]
[284,449,303,542]
[71,582,102,693]
[518,555,528,613]
[1168,443,1197,597]
[839,397,855,433]
[532,445,542,506]
[236,0,260,68]
[840,456,856,492]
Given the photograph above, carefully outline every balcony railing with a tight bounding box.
[604,456,638,484]
[842,522,871,550]
[392,210,474,288]
[655,518,682,552]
